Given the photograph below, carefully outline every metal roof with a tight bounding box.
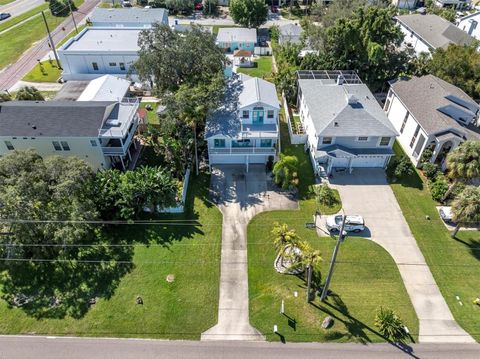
[77,75,131,102]
[216,27,257,43]
[61,27,141,52]
[90,8,169,26]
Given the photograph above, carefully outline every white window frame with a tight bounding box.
[356,136,369,142]
[378,137,391,147]
[322,137,333,145]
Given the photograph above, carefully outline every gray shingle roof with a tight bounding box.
[390,75,480,140]
[90,8,169,25]
[205,75,278,138]
[0,101,115,137]
[216,27,257,43]
[395,14,475,49]
[316,144,394,158]
[279,23,302,37]
[298,78,397,137]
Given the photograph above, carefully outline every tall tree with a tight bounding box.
[443,141,480,201]
[133,24,226,96]
[296,241,322,303]
[429,43,480,100]
[229,0,268,28]
[15,86,44,101]
[165,0,194,13]
[451,186,480,238]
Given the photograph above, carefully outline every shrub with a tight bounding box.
[272,154,299,189]
[374,307,407,342]
[422,162,438,181]
[420,148,433,164]
[387,155,414,179]
[315,183,338,207]
[430,180,449,202]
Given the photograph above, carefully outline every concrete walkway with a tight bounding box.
[323,169,475,343]
[201,165,297,341]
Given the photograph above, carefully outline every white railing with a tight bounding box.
[98,98,140,139]
[101,121,138,156]
[209,147,276,155]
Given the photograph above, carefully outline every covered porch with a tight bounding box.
[424,132,464,170]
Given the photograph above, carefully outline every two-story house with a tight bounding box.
[205,74,280,171]
[216,27,257,53]
[296,70,398,175]
[385,75,480,169]
[0,99,143,171]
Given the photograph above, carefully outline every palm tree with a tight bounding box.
[443,141,480,201]
[297,241,322,303]
[451,186,480,238]
[271,222,300,257]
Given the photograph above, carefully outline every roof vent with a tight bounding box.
[347,94,358,105]
[32,125,37,130]
[334,122,339,127]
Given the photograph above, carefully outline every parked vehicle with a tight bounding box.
[195,2,203,10]
[122,1,132,7]
[0,13,11,21]
[439,206,454,223]
[326,215,365,233]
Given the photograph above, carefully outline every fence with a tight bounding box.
[157,168,191,214]
[283,93,307,145]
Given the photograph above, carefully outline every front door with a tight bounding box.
[252,107,264,124]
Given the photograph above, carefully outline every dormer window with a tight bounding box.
[242,110,249,119]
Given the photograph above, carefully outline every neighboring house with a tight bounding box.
[395,14,475,55]
[296,70,398,175]
[77,75,131,101]
[391,0,418,9]
[216,27,257,53]
[435,0,471,9]
[232,49,254,68]
[385,75,480,169]
[58,27,140,81]
[278,23,303,45]
[0,99,143,171]
[90,7,169,28]
[205,74,280,170]
[457,12,480,40]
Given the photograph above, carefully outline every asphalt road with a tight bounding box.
[0,0,46,19]
[0,0,100,91]
[0,336,479,359]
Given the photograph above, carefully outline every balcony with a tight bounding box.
[209,147,276,155]
[99,98,140,139]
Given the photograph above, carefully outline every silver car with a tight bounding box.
[326,215,365,233]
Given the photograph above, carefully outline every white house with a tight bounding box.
[391,0,418,9]
[90,7,169,28]
[216,27,257,53]
[296,70,398,175]
[385,75,480,168]
[395,14,475,56]
[457,12,480,40]
[278,23,303,45]
[0,99,143,171]
[205,74,280,170]
[58,27,141,81]
[434,0,471,9]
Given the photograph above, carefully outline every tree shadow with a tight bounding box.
[1,227,134,320]
[452,237,480,261]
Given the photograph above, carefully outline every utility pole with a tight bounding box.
[41,11,62,70]
[67,0,78,34]
[320,215,347,302]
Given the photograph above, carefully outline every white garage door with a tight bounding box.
[209,155,268,164]
[331,157,350,168]
[351,155,386,168]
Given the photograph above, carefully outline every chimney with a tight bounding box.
[336,75,344,85]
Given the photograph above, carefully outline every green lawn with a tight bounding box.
[0,173,222,339]
[0,3,48,34]
[389,142,480,342]
[237,56,273,79]
[139,102,161,125]
[0,0,14,5]
[247,116,419,343]
[22,60,62,83]
[0,1,83,70]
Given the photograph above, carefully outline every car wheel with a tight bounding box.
[330,228,339,233]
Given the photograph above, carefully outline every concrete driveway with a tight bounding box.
[327,169,474,343]
[201,165,297,341]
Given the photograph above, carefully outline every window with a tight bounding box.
[4,141,14,150]
[400,111,409,134]
[92,62,99,71]
[52,141,62,151]
[260,139,272,148]
[384,99,391,113]
[119,62,126,71]
[267,110,274,119]
[109,62,117,67]
[357,136,369,141]
[214,139,225,148]
[322,137,332,145]
[409,125,420,148]
[379,137,390,146]
[90,139,98,147]
[242,110,249,119]
[61,141,70,151]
